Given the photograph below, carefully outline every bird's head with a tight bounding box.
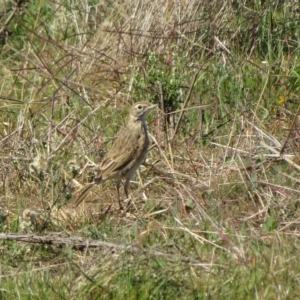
[130,101,158,121]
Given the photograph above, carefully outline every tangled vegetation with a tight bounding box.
[1,0,300,298]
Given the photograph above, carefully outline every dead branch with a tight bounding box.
[0,233,200,263]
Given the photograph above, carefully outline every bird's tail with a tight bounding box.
[73,183,96,208]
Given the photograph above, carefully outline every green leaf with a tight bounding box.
[262,216,278,232]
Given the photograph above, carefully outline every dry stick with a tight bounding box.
[0,233,202,264]
[157,105,211,118]
[279,104,300,156]
[248,120,281,147]
[157,82,175,170]
[157,82,168,148]
[171,70,200,143]
[260,141,300,172]
[257,180,300,195]
[214,36,232,56]
[254,72,269,117]
[183,140,199,176]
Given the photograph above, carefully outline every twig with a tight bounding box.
[260,141,300,172]
[171,70,201,142]
[214,36,232,55]
[157,82,168,148]
[0,233,200,264]
[280,105,300,155]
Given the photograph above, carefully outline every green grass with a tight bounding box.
[1,0,300,299]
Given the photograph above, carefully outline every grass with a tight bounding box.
[1,0,300,298]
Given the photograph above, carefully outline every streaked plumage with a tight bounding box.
[73,101,157,209]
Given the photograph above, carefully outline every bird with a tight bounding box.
[73,101,158,210]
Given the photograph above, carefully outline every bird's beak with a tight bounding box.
[147,103,158,111]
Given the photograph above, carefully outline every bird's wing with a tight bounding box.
[99,127,139,179]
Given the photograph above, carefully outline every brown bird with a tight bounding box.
[73,101,158,209]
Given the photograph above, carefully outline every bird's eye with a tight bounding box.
[138,105,142,109]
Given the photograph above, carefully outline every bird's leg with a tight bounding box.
[124,178,135,208]
[116,180,123,210]
[124,178,130,199]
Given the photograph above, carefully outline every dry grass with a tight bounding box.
[1,0,300,298]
